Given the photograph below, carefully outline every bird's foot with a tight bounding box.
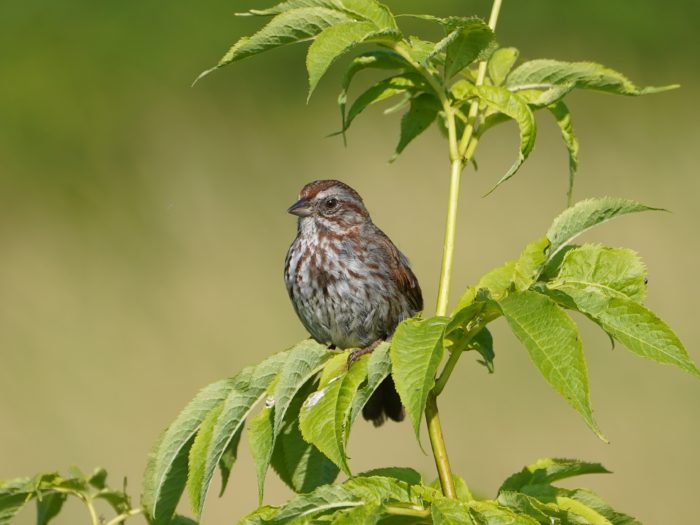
[347,339,383,368]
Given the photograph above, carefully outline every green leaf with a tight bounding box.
[350,342,391,423]
[143,377,237,524]
[488,47,519,86]
[550,286,700,378]
[187,403,224,513]
[469,500,540,525]
[190,351,290,519]
[332,503,382,524]
[429,474,474,502]
[271,380,340,493]
[546,197,662,262]
[246,341,331,499]
[87,468,107,490]
[306,21,401,99]
[0,491,31,525]
[35,492,66,525]
[432,497,476,525]
[248,404,274,504]
[513,237,550,291]
[556,496,614,525]
[497,491,562,523]
[217,426,243,496]
[453,260,516,313]
[563,488,641,525]
[198,8,353,81]
[551,244,647,302]
[392,93,441,160]
[452,82,536,194]
[499,458,610,493]
[506,59,678,96]
[261,475,419,524]
[299,356,369,474]
[246,0,398,32]
[497,292,603,439]
[512,84,574,108]
[470,327,495,373]
[94,489,131,515]
[390,316,449,442]
[338,51,409,137]
[428,17,493,78]
[548,101,579,206]
[345,73,427,131]
[358,467,422,485]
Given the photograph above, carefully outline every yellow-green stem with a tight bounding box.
[425,393,456,498]
[425,0,505,500]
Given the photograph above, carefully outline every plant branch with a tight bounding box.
[104,508,144,525]
[426,0,506,500]
[425,393,456,498]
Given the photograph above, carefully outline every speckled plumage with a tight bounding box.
[284,180,423,425]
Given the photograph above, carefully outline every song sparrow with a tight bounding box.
[284,179,423,426]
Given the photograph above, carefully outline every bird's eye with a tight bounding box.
[324,198,338,210]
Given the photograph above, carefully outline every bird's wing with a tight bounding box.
[375,228,424,314]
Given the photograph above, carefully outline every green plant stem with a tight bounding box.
[425,393,456,498]
[426,0,505,500]
[104,508,144,525]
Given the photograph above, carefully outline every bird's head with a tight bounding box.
[287,179,370,231]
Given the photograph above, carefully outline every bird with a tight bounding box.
[284,179,423,425]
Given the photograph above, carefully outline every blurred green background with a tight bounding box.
[2,1,698,523]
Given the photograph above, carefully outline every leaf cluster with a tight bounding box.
[0,467,142,525]
[199,0,676,201]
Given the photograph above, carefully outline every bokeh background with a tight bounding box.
[2,1,698,523]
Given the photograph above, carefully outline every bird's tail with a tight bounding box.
[362,375,405,426]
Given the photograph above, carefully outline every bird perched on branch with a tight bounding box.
[284,179,423,426]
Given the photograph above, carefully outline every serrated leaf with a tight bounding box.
[247,0,398,32]
[443,18,494,78]
[350,342,391,423]
[338,51,409,138]
[248,404,274,504]
[506,59,678,96]
[497,292,603,439]
[245,341,331,499]
[551,286,700,378]
[271,380,340,493]
[563,488,641,525]
[551,245,647,302]
[392,93,441,160]
[94,489,131,515]
[512,84,574,108]
[264,475,419,524]
[217,425,242,496]
[344,73,427,131]
[499,458,610,493]
[548,101,579,206]
[190,351,290,519]
[429,474,474,502]
[187,403,224,514]
[198,8,353,81]
[546,197,662,262]
[488,47,519,86]
[390,316,449,442]
[306,21,401,99]
[497,491,561,523]
[469,500,540,525]
[556,496,613,525]
[432,497,476,525]
[452,82,536,193]
[453,260,516,313]
[299,356,369,474]
[513,237,550,291]
[143,377,237,524]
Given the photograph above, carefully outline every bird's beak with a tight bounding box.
[287,198,313,217]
